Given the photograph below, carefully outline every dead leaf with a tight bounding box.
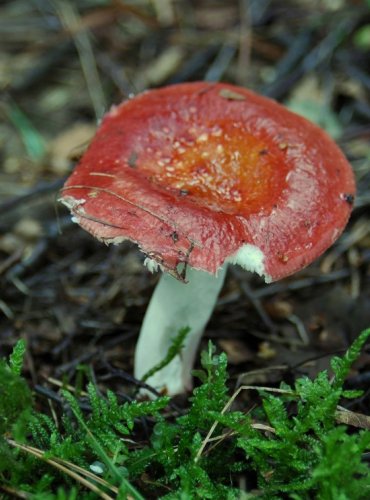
[218,339,253,364]
[335,409,370,429]
[49,123,96,175]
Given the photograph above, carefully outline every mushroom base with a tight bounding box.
[134,266,227,396]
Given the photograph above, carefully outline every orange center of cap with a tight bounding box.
[139,120,289,215]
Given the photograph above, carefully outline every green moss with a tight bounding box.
[0,330,369,498]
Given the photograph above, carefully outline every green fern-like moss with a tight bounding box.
[0,331,369,498]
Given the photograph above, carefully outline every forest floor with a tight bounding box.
[0,1,370,498]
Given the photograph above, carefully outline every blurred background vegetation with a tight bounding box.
[0,0,370,497]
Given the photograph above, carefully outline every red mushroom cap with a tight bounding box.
[60,82,355,281]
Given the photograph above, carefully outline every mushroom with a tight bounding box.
[60,82,355,396]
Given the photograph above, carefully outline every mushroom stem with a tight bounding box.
[134,265,228,396]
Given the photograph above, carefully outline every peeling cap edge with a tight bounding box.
[60,196,271,283]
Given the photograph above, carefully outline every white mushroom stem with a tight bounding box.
[134,265,227,396]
